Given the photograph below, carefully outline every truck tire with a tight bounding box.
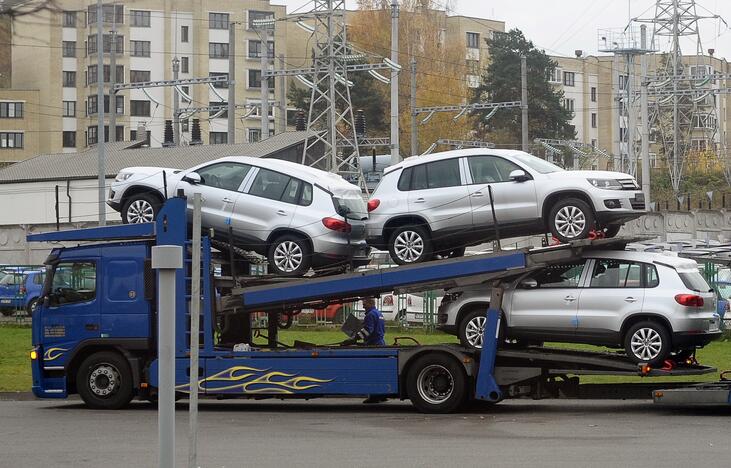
[388,225,433,265]
[267,234,312,277]
[122,193,161,224]
[76,351,134,410]
[623,320,671,366]
[548,198,595,244]
[407,354,467,414]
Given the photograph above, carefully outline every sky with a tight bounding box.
[273,0,731,61]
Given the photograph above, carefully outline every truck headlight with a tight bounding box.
[115,172,132,182]
[587,178,622,190]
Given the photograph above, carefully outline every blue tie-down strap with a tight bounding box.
[475,307,502,402]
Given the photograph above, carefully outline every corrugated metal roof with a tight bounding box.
[0,131,315,184]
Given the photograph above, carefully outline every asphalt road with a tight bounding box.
[0,397,728,468]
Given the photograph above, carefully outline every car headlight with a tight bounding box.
[115,172,133,182]
[587,178,622,190]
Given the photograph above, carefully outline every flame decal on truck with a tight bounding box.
[43,347,69,361]
[176,366,333,394]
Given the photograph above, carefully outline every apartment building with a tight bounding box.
[8,0,286,160]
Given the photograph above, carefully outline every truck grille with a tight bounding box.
[618,179,640,190]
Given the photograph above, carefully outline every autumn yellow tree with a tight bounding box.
[348,0,476,156]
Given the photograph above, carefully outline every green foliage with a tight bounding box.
[473,29,575,144]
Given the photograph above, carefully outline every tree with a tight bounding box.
[473,29,574,145]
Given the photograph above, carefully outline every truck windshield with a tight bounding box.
[49,262,97,306]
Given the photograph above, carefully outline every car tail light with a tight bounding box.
[322,217,352,233]
[19,285,26,295]
[675,294,704,307]
[367,199,380,212]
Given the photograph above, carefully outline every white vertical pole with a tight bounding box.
[260,26,270,138]
[278,54,286,134]
[521,55,529,152]
[640,25,651,205]
[228,22,236,144]
[96,0,106,226]
[188,194,201,468]
[153,245,183,468]
[410,58,417,156]
[390,0,400,163]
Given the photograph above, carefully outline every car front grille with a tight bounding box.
[618,178,640,190]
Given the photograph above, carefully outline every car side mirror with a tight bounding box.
[183,172,201,185]
[519,278,538,289]
[509,170,530,182]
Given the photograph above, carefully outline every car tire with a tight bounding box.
[26,298,39,314]
[604,225,621,238]
[122,193,161,224]
[76,351,134,410]
[407,354,467,414]
[388,225,433,265]
[548,198,595,243]
[623,320,671,366]
[458,307,490,350]
[267,234,312,277]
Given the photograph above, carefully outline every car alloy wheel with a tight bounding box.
[273,240,303,273]
[464,315,486,349]
[416,364,455,405]
[554,205,587,239]
[394,230,424,263]
[629,327,663,362]
[127,199,155,223]
[88,363,121,398]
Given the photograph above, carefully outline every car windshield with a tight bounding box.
[511,153,564,174]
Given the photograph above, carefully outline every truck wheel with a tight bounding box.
[76,351,134,410]
[122,193,161,224]
[407,354,467,413]
[548,198,595,243]
[623,321,671,366]
[458,307,489,350]
[268,234,312,277]
[389,225,432,265]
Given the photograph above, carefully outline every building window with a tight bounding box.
[248,40,274,58]
[0,102,24,118]
[114,95,124,114]
[130,40,151,57]
[248,70,274,89]
[130,10,150,27]
[87,34,124,55]
[130,100,151,117]
[62,41,76,57]
[248,128,261,142]
[209,72,229,88]
[63,71,76,87]
[0,132,23,148]
[181,25,189,43]
[180,86,191,103]
[591,139,597,148]
[62,101,76,117]
[181,56,189,73]
[63,131,76,148]
[130,70,151,83]
[181,118,189,133]
[562,98,575,113]
[209,102,228,118]
[248,11,274,30]
[563,71,575,87]
[466,32,480,49]
[591,112,597,128]
[63,11,77,27]
[87,126,98,145]
[210,132,228,145]
[590,86,597,102]
[106,65,124,83]
[130,129,151,144]
[87,4,124,25]
[209,12,229,29]
[618,74,628,90]
[87,65,98,84]
[209,43,229,59]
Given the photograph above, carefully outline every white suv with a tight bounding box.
[366,149,646,264]
[436,250,722,365]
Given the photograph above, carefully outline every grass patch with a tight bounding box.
[1,325,728,392]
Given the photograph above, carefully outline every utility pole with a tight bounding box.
[640,25,651,205]
[390,0,400,163]
[410,58,417,156]
[520,55,528,152]
[228,21,236,144]
[260,25,270,139]
[187,194,201,468]
[96,0,106,226]
[172,57,180,146]
[109,26,116,143]
[278,54,286,134]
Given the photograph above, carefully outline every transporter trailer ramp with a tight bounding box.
[27,196,728,413]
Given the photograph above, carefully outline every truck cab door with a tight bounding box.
[39,259,100,369]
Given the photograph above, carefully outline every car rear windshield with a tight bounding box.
[0,273,21,285]
[511,153,564,174]
[678,271,712,292]
[333,196,367,220]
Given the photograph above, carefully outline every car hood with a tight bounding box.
[545,170,635,180]
[118,166,181,176]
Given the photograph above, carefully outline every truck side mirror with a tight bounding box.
[183,172,201,185]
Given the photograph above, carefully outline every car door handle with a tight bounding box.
[277,210,287,216]
[564,295,576,302]
[222,197,233,203]
[414,198,425,203]
[625,297,638,303]
[472,192,483,197]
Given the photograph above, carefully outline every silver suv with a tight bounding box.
[366,149,646,264]
[108,156,370,276]
[437,250,722,365]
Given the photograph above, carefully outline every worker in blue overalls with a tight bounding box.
[343,296,385,346]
